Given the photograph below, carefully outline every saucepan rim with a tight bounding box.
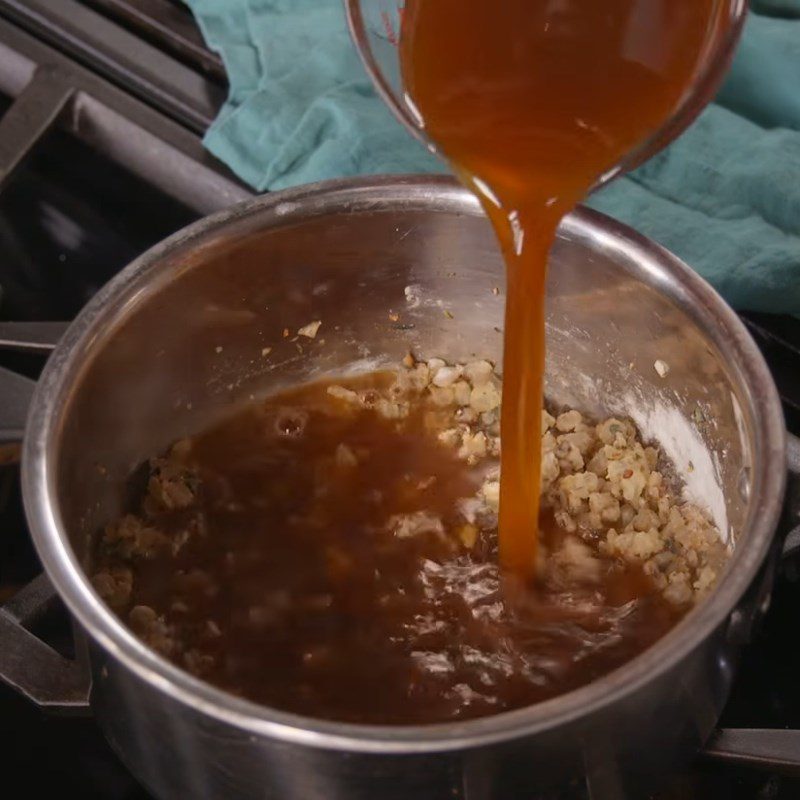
[22,175,786,754]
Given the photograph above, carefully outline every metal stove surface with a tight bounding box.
[1,3,800,798]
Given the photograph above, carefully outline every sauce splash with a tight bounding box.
[400,0,726,578]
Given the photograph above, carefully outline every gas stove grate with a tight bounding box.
[0,5,800,799]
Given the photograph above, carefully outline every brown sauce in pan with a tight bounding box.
[93,374,681,724]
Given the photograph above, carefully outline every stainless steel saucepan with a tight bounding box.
[0,176,798,799]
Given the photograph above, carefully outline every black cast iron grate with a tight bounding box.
[0,4,799,799]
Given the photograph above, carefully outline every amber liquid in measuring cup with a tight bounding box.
[400,0,726,579]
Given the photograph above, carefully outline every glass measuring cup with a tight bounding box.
[345,0,749,190]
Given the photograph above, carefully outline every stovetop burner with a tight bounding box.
[1,3,800,798]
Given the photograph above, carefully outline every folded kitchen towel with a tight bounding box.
[185,0,800,316]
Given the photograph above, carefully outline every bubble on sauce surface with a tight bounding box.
[273,407,309,438]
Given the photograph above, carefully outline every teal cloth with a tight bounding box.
[186,0,800,316]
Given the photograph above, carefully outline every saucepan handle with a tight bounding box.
[701,432,800,775]
[727,430,800,647]
[704,729,800,777]
[780,432,800,560]
[0,322,90,713]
